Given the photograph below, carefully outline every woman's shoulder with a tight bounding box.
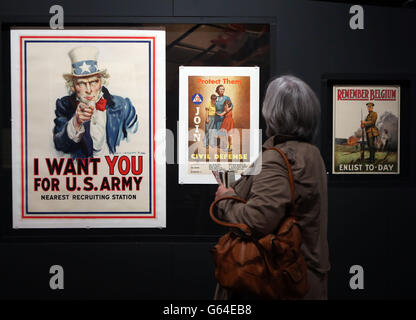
[285,140,320,152]
[262,141,326,184]
[283,141,321,160]
[263,140,322,166]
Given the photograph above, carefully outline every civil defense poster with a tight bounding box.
[11,29,166,228]
[178,66,260,184]
[333,85,400,174]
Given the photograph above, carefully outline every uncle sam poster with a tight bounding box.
[333,85,400,174]
[178,66,260,184]
[10,29,166,228]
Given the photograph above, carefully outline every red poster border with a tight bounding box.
[19,35,157,219]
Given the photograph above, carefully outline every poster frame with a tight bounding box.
[8,28,166,229]
[321,73,413,187]
[178,66,260,185]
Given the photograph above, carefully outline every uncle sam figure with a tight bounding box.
[53,46,138,158]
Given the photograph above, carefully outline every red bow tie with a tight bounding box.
[95,98,107,111]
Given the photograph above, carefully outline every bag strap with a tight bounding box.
[266,147,296,215]
[209,146,296,234]
[209,196,252,236]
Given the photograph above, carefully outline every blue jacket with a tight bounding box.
[53,86,138,158]
[215,95,232,123]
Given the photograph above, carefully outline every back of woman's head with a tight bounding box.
[262,75,320,142]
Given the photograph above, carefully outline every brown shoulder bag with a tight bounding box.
[209,147,309,299]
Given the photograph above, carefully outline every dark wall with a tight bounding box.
[0,0,415,299]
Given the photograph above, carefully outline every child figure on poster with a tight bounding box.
[217,99,235,152]
[379,129,391,152]
[204,94,218,148]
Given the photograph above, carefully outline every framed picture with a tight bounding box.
[178,66,260,184]
[333,85,400,174]
[322,74,412,184]
[10,28,166,228]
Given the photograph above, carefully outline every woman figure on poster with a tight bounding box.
[205,94,218,148]
[214,84,233,130]
[217,99,235,152]
[213,75,330,300]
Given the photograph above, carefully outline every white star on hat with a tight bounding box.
[79,61,91,73]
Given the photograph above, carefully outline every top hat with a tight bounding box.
[63,46,107,80]
[366,102,375,107]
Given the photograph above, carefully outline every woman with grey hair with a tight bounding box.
[214,75,330,300]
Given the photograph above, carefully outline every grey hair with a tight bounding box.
[65,71,110,95]
[261,75,320,142]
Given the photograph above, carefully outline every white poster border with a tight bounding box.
[178,66,260,184]
[11,29,166,228]
[332,84,400,175]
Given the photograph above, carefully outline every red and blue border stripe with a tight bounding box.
[19,36,157,219]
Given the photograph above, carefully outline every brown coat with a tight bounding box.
[215,136,330,299]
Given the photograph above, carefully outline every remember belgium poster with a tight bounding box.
[333,85,400,174]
